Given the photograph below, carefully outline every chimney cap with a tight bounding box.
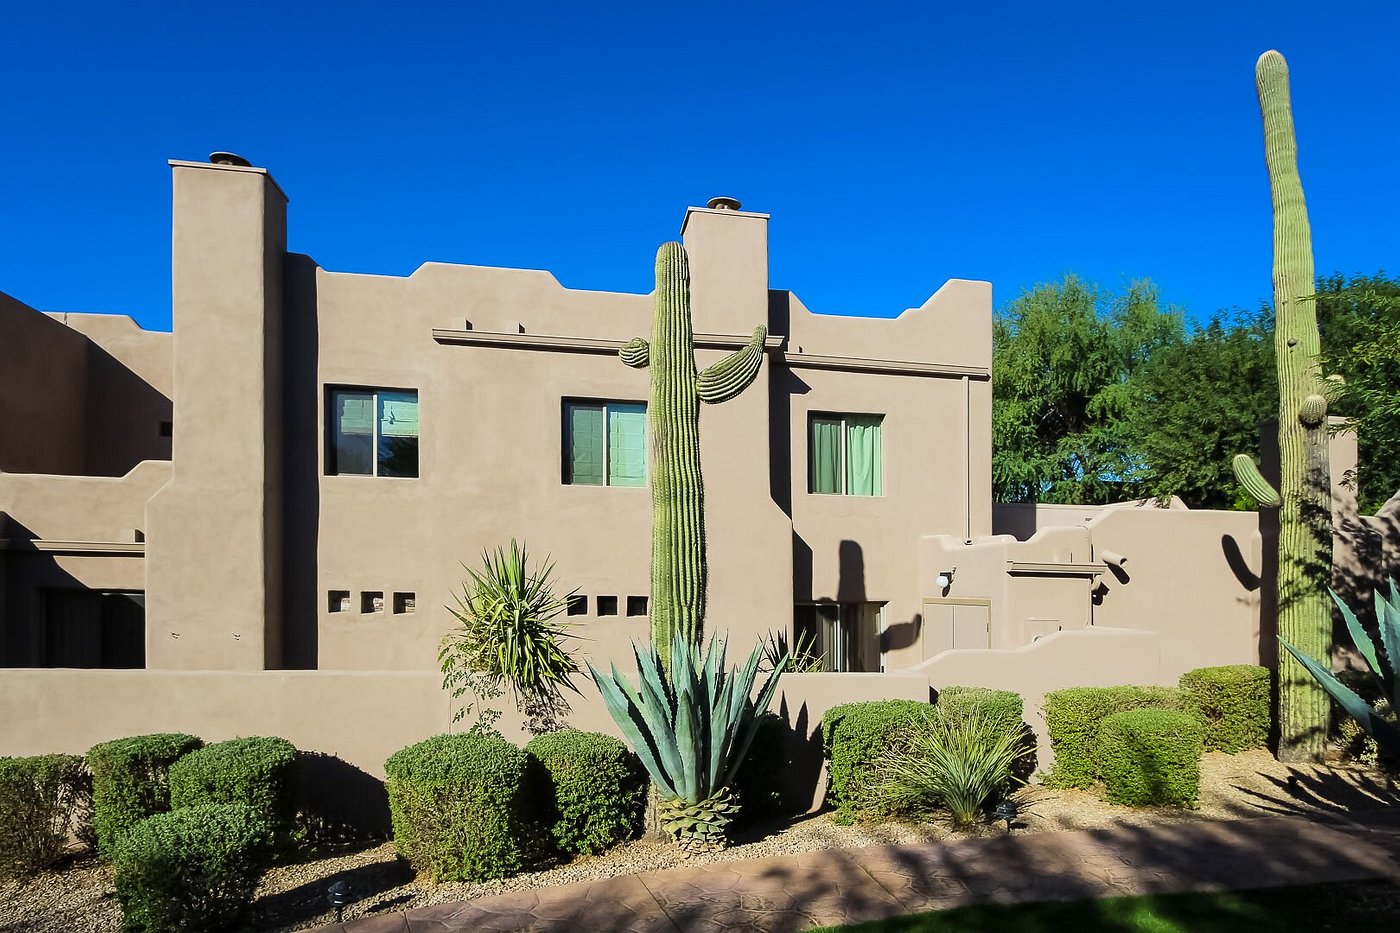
[209,151,252,167]
[706,196,742,211]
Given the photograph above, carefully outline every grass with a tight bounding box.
[813,881,1400,932]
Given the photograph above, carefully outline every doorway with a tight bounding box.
[794,602,884,672]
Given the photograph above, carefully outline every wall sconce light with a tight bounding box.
[935,567,957,590]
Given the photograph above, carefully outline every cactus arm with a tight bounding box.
[620,337,650,368]
[696,326,768,404]
[1233,454,1282,507]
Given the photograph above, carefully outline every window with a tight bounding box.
[329,388,419,477]
[809,413,883,496]
[627,596,648,617]
[42,590,145,669]
[563,401,646,486]
[567,595,588,616]
[794,602,883,672]
[597,596,619,616]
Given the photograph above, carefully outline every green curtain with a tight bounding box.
[378,391,419,437]
[336,391,374,436]
[810,417,842,494]
[567,403,604,485]
[607,403,647,487]
[846,416,883,496]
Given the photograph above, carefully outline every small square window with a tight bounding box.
[361,591,384,613]
[567,595,588,616]
[597,596,618,616]
[328,590,350,613]
[627,596,648,617]
[393,592,416,614]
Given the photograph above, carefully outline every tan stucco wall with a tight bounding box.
[0,293,90,475]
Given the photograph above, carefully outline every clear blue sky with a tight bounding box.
[2,1,1396,331]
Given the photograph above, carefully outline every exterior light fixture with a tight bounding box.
[935,567,957,590]
[327,879,353,922]
[992,799,1018,832]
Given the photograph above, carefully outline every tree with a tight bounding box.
[992,275,1183,503]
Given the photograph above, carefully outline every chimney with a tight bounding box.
[680,198,770,335]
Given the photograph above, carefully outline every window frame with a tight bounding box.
[808,411,884,497]
[562,398,648,487]
[325,386,420,479]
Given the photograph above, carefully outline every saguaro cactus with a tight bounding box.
[1231,50,1332,762]
[621,242,767,661]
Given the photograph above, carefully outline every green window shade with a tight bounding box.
[379,392,419,437]
[567,403,604,485]
[607,403,647,487]
[810,417,842,494]
[337,392,374,436]
[331,390,375,475]
[846,416,883,496]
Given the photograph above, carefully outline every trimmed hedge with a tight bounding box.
[0,754,91,878]
[1044,686,1182,788]
[822,700,932,823]
[111,803,273,933]
[935,686,1024,733]
[525,730,646,856]
[385,732,539,882]
[88,733,203,855]
[731,711,789,823]
[1179,665,1271,753]
[1096,708,1204,807]
[168,737,299,831]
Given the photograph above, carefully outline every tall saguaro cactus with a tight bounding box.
[620,242,767,662]
[1231,50,1332,762]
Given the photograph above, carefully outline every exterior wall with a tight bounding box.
[0,293,90,475]
[62,313,173,475]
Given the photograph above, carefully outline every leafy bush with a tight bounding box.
[1334,669,1388,765]
[1179,665,1271,752]
[936,686,1034,780]
[88,733,203,855]
[1044,686,1182,788]
[385,732,539,882]
[870,708,1030,826]
[0,754,91,878]
[821,700,932,823]
[168,737,299,832]
[525,730,646,856]
[1095,708,1204,807]
[111,803,273,933]
[731,712,789,822]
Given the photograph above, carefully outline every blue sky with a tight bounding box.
[1,1,1396,331]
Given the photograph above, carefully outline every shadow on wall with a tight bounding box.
[83,341,172,476]
[836,539,865,603]
[775,696,821,814]
[767,290,810,519]
[281,253,321,670]
[297,750,391,841]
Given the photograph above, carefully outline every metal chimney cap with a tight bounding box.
[707,196,742,211]
[209,151,252,167]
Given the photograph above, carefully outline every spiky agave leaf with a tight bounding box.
[1282,638,1400,758]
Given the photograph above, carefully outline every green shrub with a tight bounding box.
[1333,669,1387,765]
[1044,686,1182,788]
[1096,708,1204,807]
[385,732,539,882]
[88,733,203,855]
[168,737,299,831]
[111,803,273,932]
[936,686,1034,780]
[822,700,932,823]
[525,730,646,856]
[0,754,91,878]
[1179,665,1271,752]
[731,711,789,823]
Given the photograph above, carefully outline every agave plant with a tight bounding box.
[589,630,787,854]
[759,628,828,674]
[1282,579,1400,759]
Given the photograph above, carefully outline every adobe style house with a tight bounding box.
[0,154,1288,783]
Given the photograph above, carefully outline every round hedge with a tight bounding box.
[1179,665,1270,753]
[525,730,646,856]
[88,733,203,855]
[821,700,932,823]
[1096,707,1204,808]
[168,737,299,831]
[0,754,90,878]
[1043,686,1182,788]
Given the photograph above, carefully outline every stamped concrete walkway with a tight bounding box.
[321,814,1400,933]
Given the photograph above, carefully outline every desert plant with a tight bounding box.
[1283,581,1400,761]
[441,539,580,734]
[870,708,1030,826]
[935,686,1024,735]
[759,629,827,674]
[1096,708,1205,807]
[589,629,786,854]
[168,737,299,833]
[1230,49,1333,762]
[88,733,203,855]
[619,242,768,663]
[1179,665,1271,752]
[821,699,932,823]
[384,732,540,882]
[0,754,90,878]
[111,803,272,933]
[525,730,647,856]
[1043,686,1182,788]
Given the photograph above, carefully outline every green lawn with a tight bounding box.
[814,881,1400,932]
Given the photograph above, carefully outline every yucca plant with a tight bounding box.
[589,630,787,854]
[1282,580,1400,760]
[869,708,1029,827]
[759,629,827,674]
[440,540,581,734]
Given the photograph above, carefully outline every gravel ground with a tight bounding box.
[3,751,1395,933]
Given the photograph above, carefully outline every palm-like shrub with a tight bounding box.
[1283,581,1400,759]
[869,708,1029,827]
[440,540,581,734]
[589,630,787,854]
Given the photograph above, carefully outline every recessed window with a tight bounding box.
[597,596,618,616]
[328,590,350,613]
[361,591,384,614]
[627,596,648,617]
[567,595,588,616]
[809,413,883,496]
[329,388,419,478]
[794,603,884,672]
[393,592,416,614]
[563,400,646,486]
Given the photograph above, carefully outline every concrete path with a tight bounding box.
[321,814,1400,933]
